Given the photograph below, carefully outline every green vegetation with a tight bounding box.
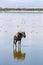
[0,8,43,12]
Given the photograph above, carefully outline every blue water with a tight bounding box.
[0,12,43,65]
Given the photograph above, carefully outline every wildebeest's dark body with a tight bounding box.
[13,32,26,46]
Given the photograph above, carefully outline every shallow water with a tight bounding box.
[0,12,43,65]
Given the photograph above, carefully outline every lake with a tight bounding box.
[0,12,43,65]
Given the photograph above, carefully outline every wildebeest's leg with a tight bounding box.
[18,41,21,52]
[13,40,17,48]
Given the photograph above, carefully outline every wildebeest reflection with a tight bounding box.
[13,49,25,60]
[13,44,26,60]
[13,32,26,48]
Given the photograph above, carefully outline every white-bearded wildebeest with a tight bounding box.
[13,32,26,48]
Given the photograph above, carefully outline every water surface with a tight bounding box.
[0,12,43,65]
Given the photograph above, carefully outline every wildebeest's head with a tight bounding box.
[21,32,26,38]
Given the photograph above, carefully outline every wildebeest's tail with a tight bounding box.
[13,35,17,44]
[13,40,17,45]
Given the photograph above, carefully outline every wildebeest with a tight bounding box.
[13,32,26,47]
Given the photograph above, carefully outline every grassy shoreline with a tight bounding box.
[0,8,43,12]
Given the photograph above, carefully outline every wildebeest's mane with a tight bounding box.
[17,32,23,38]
